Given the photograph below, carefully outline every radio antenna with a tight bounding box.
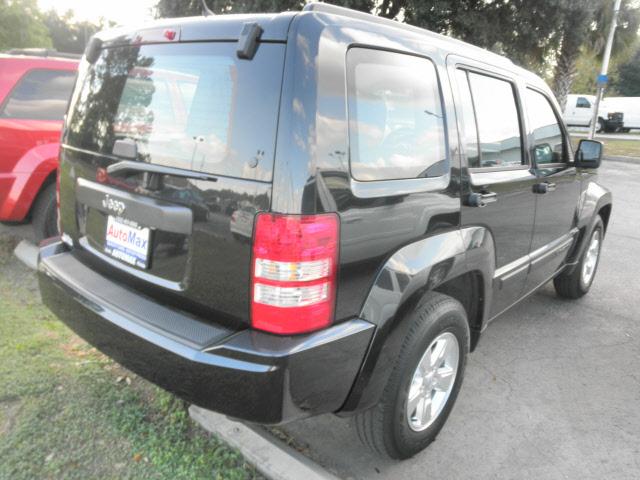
[201,0,215,16]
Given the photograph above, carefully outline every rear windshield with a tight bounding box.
[64,42,285,181]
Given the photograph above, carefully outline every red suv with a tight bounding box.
[0,50,78,240]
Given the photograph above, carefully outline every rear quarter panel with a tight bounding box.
[273,12,465,323]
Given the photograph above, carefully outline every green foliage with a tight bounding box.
[551,0,640,107]
[155,0,398,18]
[0,242,261,480]
[0,0,52,50]
[613,47,640,96]
[156,0,305,17]
[571,49,602,94]
[43,10,112,54]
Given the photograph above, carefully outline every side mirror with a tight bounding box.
[575,139,603,169]
[533,144,553,164]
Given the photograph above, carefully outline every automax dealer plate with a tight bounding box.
[104,215,151,269]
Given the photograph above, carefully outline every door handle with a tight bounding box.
[533,182,557,194]
[468,191,497,208]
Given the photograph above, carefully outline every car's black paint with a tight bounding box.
[58,145,272,330]
[38,241,375,423]
[41,5,612,425]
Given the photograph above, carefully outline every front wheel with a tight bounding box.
[355,292,469,459]
[554,216,604,299]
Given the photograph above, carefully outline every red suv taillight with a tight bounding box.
[251,213,339,335]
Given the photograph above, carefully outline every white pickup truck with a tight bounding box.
[563,93,639,132]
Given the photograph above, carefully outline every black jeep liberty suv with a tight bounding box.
[38,3,612,459]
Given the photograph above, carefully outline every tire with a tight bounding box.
[31,183,59,243]
[355,291,469,459]
[596,118,605,133]
[554,216,604,299]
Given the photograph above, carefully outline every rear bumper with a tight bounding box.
[38,239,375,424]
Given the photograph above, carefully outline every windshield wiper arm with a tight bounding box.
[107,160,218,182]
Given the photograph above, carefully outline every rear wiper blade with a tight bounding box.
[107,160,218,182]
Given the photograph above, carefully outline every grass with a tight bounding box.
[570,135,640,158]
[600,139,640,158]
[0,232,261,480]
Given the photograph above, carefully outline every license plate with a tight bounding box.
[104,215,151,269]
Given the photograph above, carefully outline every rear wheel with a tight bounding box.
[32,183,58,243]
[355,292,469,459]
[554,216,603,299]
[596,118,605,133]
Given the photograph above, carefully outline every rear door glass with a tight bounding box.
[65,42,285,181]
[467,72,523,168]
[0,69,76,120]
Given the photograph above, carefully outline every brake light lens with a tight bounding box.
[251,213,339,335]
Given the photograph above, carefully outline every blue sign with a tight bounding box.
[597,74,608,85]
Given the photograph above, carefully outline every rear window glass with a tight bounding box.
[64,42,285,181]
[346,48,447,182]
[1,69,76,120]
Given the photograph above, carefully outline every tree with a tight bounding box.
[551,2,595,110]
[552,0,640,109]
[402,0,561,74]
[612,48,640,95]
[0,0,52,50]
[156,0,382,18]
[43,10,110,54]
[156,0,304,17]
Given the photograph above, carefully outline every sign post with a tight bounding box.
[589,0,622,139]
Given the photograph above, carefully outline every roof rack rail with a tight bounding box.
[302,2,414,33]
[302,2,513,66]
[4,48,81,60]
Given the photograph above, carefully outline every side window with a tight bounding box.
[346,48,447,181]
[467,72,523,168]
[576,97,591,108]
[526,89,566,165]
[0,69,76,121]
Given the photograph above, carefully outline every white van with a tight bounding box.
[563,93,639,132]
[563,94,597,127]
[601,97,640,131]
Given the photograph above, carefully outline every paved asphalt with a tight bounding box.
[279,159,640,480]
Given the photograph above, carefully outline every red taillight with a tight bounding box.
[251,213,339,335]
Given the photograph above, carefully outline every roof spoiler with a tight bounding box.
[84,37,103,64]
